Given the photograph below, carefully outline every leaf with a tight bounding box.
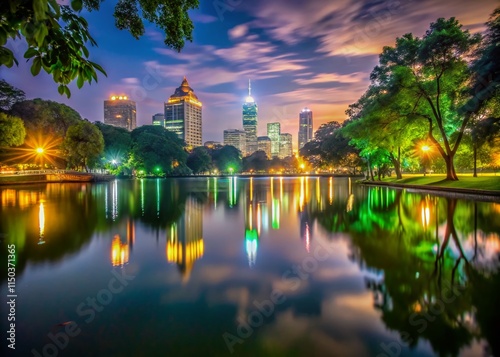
[71,0,83,12]
[77,74,84,89]
[31,57,42,76]
[64,86,71,98]
[24,47,38,59]
[58,85,65,95]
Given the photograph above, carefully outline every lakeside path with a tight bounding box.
[359,174,500,201]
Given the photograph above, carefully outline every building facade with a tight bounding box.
[298,107,313,150]
[165,77,202,147]
[267,122,281,158]
[257,136,272,159]
[152,113,165,127]
[104,95,137,131]
[223,129,247,155]
[243,80,258,156]
[279,133,293,159]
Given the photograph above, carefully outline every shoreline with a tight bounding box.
[360,179,500,202]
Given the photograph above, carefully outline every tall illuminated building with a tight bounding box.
[223,129,247,155]
[166,197,204,281]
[298,107,313,149]
[267,122,281,158]
[279,133,293,158]
[152,113,165,127]
[165,77,202,147]
[243,80,258,156]
[104,95,137,131]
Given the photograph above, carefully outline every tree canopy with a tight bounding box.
[0,79,25,112]
[0,0,199,96]
[62,120,104,171]
[0,112,26,147]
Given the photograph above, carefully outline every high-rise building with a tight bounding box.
[223,129,246,155]
[243,80,258,156]
[279,133,293,159]
[298,107,313,150]
[267,122,281,158]
[152,113,165,127]
[257,136,272,159]
[104,95,137,131]
[165,77,202,147]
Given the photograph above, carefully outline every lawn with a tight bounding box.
[380,174,500,191]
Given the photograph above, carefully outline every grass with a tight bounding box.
[378,174,500,191]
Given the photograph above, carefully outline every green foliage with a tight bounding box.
[0,79,25,112]
[0,112,26,147]
[0,0,199,96]
[95,122,132,161]
[62,120,104,170]
[10,98,82,138]
[211,145,242,173]
[243,150,269,172]
[187,146,212,174]
[130,125,188,175]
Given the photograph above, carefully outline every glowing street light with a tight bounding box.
[36,147,44,154]
[228,167,234,175]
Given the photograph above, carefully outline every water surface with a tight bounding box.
[1,177,499,357]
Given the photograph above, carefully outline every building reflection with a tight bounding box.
[300,211,313,252]
[166,197,204,281]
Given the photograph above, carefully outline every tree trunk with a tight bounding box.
[389,149,402,179]
[473,143,477,178]
[444,154,458,181]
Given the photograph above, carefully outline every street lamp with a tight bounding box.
[228,167,234,175]
[36,147,45,170]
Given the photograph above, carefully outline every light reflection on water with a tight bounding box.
[0,177,499,357]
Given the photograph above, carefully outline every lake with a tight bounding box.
[1,177,499,357]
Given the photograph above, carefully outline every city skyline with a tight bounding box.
[2,0,496,149]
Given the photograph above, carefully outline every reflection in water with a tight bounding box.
[38,200,45,245]
[2,178,500,357]
[111,234,129,266]
[166,197,204,281]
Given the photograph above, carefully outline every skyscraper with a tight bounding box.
[152,113,165,127]
[104,95,137,131]
[223,129,247,154]
[243,80,258,156]
[165,77,202,147]
[267,122,281,158]
[298,107,313,150]
[279,133,293,159]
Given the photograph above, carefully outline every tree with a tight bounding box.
[0,113,26,147]
[130,125,188,175]
[11,98,82,138]
[187,146,212,174]
[211,145,242,173]
[0,79,25,112]
[0,0,199,96]
[370,18,480,180]
[243,150,269,172]
[62,120,104,171]
[95,122,132,161]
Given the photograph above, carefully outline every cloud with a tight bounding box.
[229,24,249,39]
[294,72,367,85]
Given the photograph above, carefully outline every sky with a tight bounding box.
[2,0,499,149]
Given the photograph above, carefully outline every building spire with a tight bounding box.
[248,79,251,96]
